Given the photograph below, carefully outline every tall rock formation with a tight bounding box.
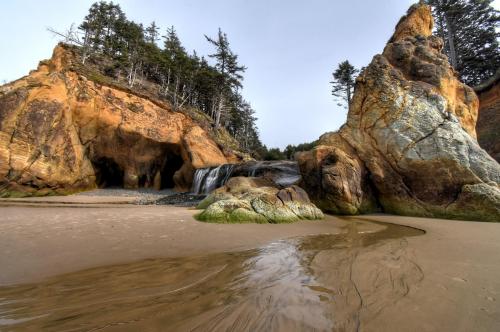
[298,3,500,222]
[0,44,238,197]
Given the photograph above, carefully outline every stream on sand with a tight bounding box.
[0,220,424,331]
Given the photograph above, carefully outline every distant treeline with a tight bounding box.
[259,141,318,161]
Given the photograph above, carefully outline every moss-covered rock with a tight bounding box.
[195,176,324,224]
[229,208,268,224]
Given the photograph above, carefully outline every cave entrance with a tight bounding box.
[160,151,184,189]
[92,157,124,188]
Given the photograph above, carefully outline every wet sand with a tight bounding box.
[355,215,500,332]
[0,204,369,285]
[0,202,499,331]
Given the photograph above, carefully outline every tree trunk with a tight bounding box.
[82,31,90,65]
[166,68,171,94]
[445,14,458,69]
[215,92,224,129]
[346,83,351,111]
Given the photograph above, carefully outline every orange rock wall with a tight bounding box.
[0,45,231,196]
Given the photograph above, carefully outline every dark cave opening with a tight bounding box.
[89,144,184,190]
[92,157,124,188]
[160,151,184,189]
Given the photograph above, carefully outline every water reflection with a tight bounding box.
[0,221,424,331]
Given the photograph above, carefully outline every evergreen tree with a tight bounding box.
[162,26,190,109]
[284,141,318,160]
[78,1,127,61]
[191,56,219,113]
[426,0,500,85]
[145,21,160,44]
[205,28,246,129]
[59,1,263,155]
[330,60,358,110]
[114,20,145,86]
[262,147,287,161]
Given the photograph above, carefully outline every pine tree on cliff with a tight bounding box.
[330,60,359,111]
[117,21,145,87]
[426,0,500,86]
[162,26,191,109]
[205,28,246,129]
[67,1,263,155]
[145,21,160,44]
[78,1,129,64]
[79,1,126,56]
[78,2,104,63]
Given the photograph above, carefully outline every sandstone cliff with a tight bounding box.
[0,44,240,197]
[476,71,500,162]
[298,3,500,222]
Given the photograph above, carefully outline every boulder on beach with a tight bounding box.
[196,177,324,223]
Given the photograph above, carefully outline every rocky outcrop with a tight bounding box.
[196,177,324,223]
[297,134,378,215]
[0,44,238,197]
[298,3,500,222]
[475,71,500,162]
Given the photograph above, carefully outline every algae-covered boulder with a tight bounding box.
[196,177,324,223]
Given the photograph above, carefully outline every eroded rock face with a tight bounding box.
[298,3,500,222]
[196,177,324,223]
[297,133,378,215]
[0,45,234,196]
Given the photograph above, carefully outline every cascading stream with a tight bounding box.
[191,164,235,194]
[191,161,302,195]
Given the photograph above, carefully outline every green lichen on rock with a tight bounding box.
[195,177,324,224]
[439,184,500,222]
[250,196,299,223]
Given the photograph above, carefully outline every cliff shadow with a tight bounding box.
[92,157,124,188]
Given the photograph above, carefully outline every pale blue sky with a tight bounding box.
[1,1,498,148]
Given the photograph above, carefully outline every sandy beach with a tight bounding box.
[0,199,499,331]
[0,203,360,285]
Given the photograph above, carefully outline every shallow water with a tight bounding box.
[0,221,424,331]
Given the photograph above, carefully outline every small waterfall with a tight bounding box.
[191,164,234,194]
[233,160,301,188]
[191,168,211,194]
[191,161,301,194]
[248,161,262,177]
